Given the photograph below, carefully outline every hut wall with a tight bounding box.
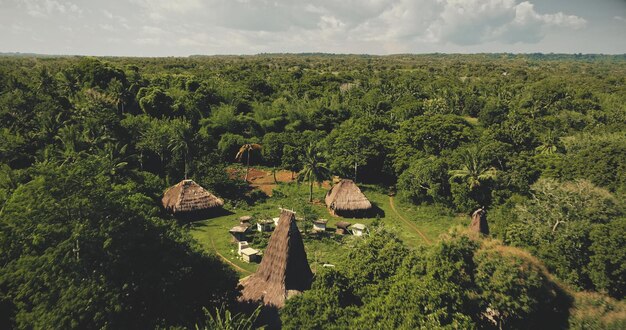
[313,223,326,231]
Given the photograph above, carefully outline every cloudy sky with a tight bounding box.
[1,0,625,56]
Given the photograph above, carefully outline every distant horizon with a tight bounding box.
[2,51,625,59]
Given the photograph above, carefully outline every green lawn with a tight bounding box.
[188,182,468,278]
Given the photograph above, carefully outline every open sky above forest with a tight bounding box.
[1,0,625,56]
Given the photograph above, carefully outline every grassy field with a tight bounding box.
[188,181,468,278]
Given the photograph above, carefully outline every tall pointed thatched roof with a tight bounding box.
[162,179,224,214]
[239,210,313,308]
[469,207,489,235]
[325,179,372,212]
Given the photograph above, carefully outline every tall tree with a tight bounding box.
[169,119,193,179]
[235,143,262,182]
[107,78,131,115]
[297,144,331,203]
[449,145,497,190]
[323,118,388,183]
[281,144,301,180]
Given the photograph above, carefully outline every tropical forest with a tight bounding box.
[0,54,625,329]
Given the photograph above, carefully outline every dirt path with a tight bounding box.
[210,238,251,275]
[389,196,432,245]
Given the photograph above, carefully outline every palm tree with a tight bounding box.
[55,125,83,164]
[535,130,559,155]
[95,141,135,176]
[235,143,262,182]
[448,146,497,190]
[57,70,79,96]
[169,121,193,179]
[297,144,331,203]
[107,78,130,115]
[37,68,56,95]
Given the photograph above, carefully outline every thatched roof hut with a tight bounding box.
[335,221,351,235]
[239,215,253,223]
[336,221,351,229]
[162,179,223,214]
[239,209,313,308]
[229,225,249,242]
[313,219,328,232]
[351,223,367,236]
[469,207,489,235]
[325,179,372,216]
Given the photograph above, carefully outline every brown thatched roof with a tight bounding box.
[229,225,248,234]
[325,179,372,212]
[162,179,223,214]
[469,207,489,235]
[239,210,313,308]
[239,215,253,222]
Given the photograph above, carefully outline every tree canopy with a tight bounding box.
[0,53,624,326]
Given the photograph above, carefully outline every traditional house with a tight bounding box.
[325,179,372,217]
[229,225,249,242]
[162,179,223,219]
[313,219,328,232]
[240,215,253,223]
[257,219,274,232]
[335,221,351,235]
[469,207,489,235]
[351,223,366,236]
[238,241,260,263]
[239,209,313,308]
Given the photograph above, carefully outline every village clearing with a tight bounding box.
[189,167,467,277]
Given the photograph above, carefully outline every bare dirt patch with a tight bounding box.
[229,168,297,196]
[227,167,331,196]
[249,169,296,196]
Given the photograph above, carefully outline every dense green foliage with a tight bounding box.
[0,54,624,327]
[0,157,239,328]
[499,179,625,297]
[281,230,573,329]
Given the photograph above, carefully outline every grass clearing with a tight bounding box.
[188,181,469,278]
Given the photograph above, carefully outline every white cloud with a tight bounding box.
[135,37,161,46]
[99,24,116,32]
[102,9,114,19]
[142,26,165,35]
[21,0,82,17]
[72,1,589,51]
[514,1,586,28]
[318,15,346,31]
[425,0,587,45]
[130,0,205,22]
[9,24,32,34]
[1,0,608,56]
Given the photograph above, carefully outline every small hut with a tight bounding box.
[162,179,223,219]
[229,225,249,242]
[325,179,372,217]
[469,207,489,235]
[257,219,274,232]
[240,215,253,223]
[351,223,366,236]
[313,219,328,232]
[335,221,351,235]
[239,209,313,308]
[238,241,260,263]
